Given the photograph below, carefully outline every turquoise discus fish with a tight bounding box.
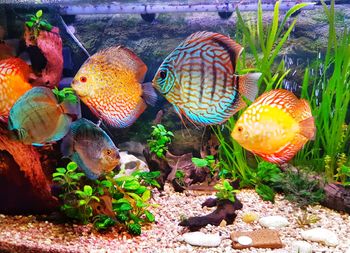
[152,31,261,126]
[8,87,80,145]
[61,118,120,180]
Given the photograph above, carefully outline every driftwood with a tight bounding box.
[0,123,59,214]
[322,183,350,214]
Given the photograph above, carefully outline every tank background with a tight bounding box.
[1,3,350,156]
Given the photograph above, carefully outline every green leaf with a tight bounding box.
[142,189,151,202]
[127,192,142,202]
[56,167,66,173]
[52,177,63,182]
[124,180,141,191]
[52,172,65,178]
[67,162,78,172]
[36,10,43,18]
[136,200,145,208]
[115,198,130,204]
[83,185,93,196]
[223,180,233,191]
[25,21,34,28]
[192,157,208,167]
[119,203,132,211]
[75,190,86,198]
[91,196,100,202]
[78,199,86,206]
[144,210,155,222]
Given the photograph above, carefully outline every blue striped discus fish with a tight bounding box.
[152,31,261,125]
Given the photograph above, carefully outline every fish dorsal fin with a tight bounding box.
[100,46,147,83]
[180,31,244,69]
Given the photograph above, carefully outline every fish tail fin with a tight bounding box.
[60,131,74,157]
[299,117,316,140]
[295,99,315,140]
[237,72,261,101]
[141,82,157,106]
[59,99,81,119]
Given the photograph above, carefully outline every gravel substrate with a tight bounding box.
[0,184,349,253]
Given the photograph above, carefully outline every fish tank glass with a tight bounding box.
[0,0,349,252]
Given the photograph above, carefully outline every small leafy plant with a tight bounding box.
[25,10,53,38]
[52,162,157,235]
[52,87,79,103]
[147,124,174,158]
[241,161,282,202]
[214,179,238,203]
[274,169,325,208]
[334,164,350,187]
[296,211,320,228]
[131,170,161,188]
[192,155,221,177]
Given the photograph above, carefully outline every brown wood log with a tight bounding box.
[0,123,59,214]
[322,183,350,214]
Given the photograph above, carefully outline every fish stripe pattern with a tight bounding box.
[153,31,260,125]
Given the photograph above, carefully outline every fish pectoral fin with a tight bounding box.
[141,82,158,106]
[236,73,261,102]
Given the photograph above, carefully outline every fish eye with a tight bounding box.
[105,149,112,155]
[159,70,167,80]
[80,76,87,83]
[238,126,243,132]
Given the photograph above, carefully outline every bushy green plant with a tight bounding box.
[214,180,239,203]
[52,162,156,235]
[241,161,282,202]
[273,169,325,208]
[147,124,174,158]
[25,10,53,38]
[334,165,350,186]
[52,87,78,103]
[131,170,161,188]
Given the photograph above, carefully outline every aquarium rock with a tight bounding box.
[258,215,290,229]
[183,232,221,247]
[291,240,313,253]
[300,228,339,246]
[119,151,149,175]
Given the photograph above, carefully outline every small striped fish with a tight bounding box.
[152,31,261,126]
[231,89,315,165]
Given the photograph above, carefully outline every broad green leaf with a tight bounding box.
[144,210,155,222]
[56,168,66,173]
[83,185,93,196]
[78,199,86,206]
[52,172,65,178]
[91,196,100,202]
[67,162,78,172]
[119,203,132,211]
[192,157,208,167]
[142,189,151,202]
[36,10,43,18]
[127,192,142,201]
[75,190,86,198]
[124,180,141,191]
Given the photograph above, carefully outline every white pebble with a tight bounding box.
[183,232,221,247]
[300,228,339,246]
[291,240,313,253]
[259,215,289,229]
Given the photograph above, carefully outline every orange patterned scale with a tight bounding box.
[0,57,32,121]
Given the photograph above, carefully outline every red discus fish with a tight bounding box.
[231,89,315,164]
[0,57,32,122]
[71,46,157,128]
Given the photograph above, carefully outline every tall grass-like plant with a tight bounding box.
[213,0,311,182]
[295,0,350,181]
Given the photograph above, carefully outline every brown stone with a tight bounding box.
[231,229,283,249]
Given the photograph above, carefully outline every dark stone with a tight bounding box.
[322,183,350,214]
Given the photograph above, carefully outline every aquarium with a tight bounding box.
[0,0,349,252]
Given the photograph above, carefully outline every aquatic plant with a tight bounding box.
[192,155,220,177]
[273,169,325,208]
[235,0,311,90]
[131,170,161,189]
[214,180,238,203]
[25,10,53,39]
[241,161,282,202]
[52,87,78,103]
[295,0,350,181]
[296,211,320,228]
[52,162,156,235]
[147,124,174,158]
[334,165,350,187]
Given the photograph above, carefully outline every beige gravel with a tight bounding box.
[0,183,349,253]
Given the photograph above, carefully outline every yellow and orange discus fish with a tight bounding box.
[231,89,315,164]
[0,57,32,121]
[71,46,157,128]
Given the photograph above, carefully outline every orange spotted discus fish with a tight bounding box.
[0,57,32,121]
[71,46,157,128]
[231,89,316,165]
[152,31,261,126]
